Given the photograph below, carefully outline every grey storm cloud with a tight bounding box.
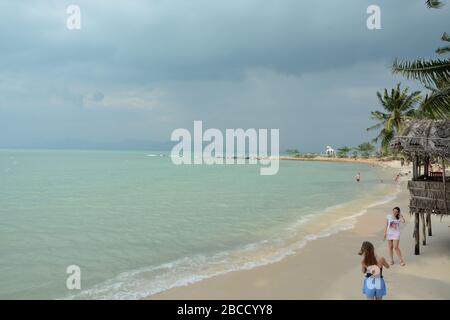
[0,0,449,151]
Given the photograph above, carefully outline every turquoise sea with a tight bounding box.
[0,149,399,299]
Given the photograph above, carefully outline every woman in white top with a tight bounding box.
[384,207,406,266]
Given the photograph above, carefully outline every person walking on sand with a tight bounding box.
[356,172,361,182]
[384,206,406,266]
[359,241,389,300]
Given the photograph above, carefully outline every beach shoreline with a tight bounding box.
[279,156,401,166]
[147,161,450,300]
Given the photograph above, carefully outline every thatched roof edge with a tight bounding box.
[390,119,450,158]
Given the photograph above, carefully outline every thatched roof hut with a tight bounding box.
[390,119,450,158]
[390,119,450,255]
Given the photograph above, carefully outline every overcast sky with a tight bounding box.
[0,0,449,151]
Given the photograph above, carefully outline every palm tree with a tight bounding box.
[367,84,422,152]
[286,149,301,157]
[336,146,351,158]
[392,2,450,119]
[356,142,375,158]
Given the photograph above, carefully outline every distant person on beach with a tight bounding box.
[356,172,361,182]
[384,207,406,266]
[359,241,389,300]
[394,173,401,183]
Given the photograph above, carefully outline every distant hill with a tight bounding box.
[0,139,175,151]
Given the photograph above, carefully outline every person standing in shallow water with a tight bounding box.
[384,207,406,266]
[359,241,390,300]
[356,172,361,182]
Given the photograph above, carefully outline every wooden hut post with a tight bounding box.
[412,156,418,180]
[417,158,422,177]
[426,213,432,236]
[443,159,448,215]
[414,212,420,255]
[421,212,426,246]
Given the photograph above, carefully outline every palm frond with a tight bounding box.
[367,122,383,132]
[436,46,450,55]
[404,108,419,118]
[419,86,450,118]
[370,110,388,121]
[426,0,444,8]
[376,91,388,109]
[436,33,450,55]
[399,90,422,111]
[385,115,396,132]
[380,129,395,152]
[392,58,450,86]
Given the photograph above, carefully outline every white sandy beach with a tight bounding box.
[148,161,450,300]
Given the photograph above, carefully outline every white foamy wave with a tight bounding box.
[63,240,300,300]
[146,153,165,157]
[319,183,402,234]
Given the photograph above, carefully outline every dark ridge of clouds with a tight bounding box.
[0,0,448,151]
[1,0,448,81]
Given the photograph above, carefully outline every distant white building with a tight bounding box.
[325,146,336,157]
